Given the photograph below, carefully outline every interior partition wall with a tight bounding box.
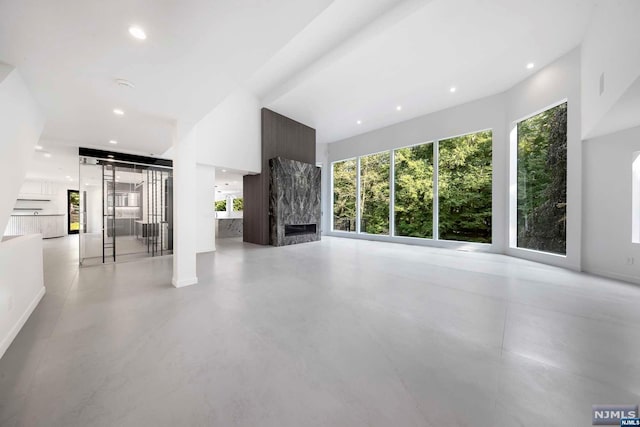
[78,148,173,266]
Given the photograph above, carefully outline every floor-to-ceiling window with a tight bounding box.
[394,142,434,238]
[331,129,493,245]
[359,151,390,235]
[332,158,357,232]
[438,130,493,243]
[516,102,567,255]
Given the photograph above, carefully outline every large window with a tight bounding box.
[360,152,390,235]
[333,159,357,232]
[516,103,567,254]
[438,130,492,243]
[331,129,493,245]
[394,143,434,238]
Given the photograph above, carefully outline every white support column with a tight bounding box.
[172,126,198,288]
[196,164,216,253]
[226,195,233,214]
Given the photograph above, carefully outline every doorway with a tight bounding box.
[67,189,80,235]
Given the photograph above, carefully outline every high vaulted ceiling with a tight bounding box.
[0,0,332,155]
[1,0,599,163]
[257,0,596,143]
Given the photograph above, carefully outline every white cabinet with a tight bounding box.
[4,215,65,238]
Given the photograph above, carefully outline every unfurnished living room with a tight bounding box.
[1,1,640,426]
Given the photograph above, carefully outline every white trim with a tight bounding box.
[330,160,335,232]
[0,286,45,360]
[508,124,518,249]
[433,140,439,240]
[356,156,361,234]
[508,101,569,260]
[511,98,568,125]
[505,246,571,270]
[582,268,640,287]
[327,231,496,252]
[171,277,198,288]
[632,151,640,243]
[389,149,395,237]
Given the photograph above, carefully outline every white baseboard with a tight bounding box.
[0,286,45,359]
[583,268,640,286]
[171,277,198,288]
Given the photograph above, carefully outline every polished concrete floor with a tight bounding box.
[81,233,164,266]
[1,236,639,426]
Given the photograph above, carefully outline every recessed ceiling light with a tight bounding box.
[356,120,362,125]
[35,145,43,150]
[43,152,52,158]
[65,176,71,179]
[396,105,402,111]
[526,62,535,69]
[128,26,147,40]
[450,87,457,93]
[113,108,124,116]
[107,154,114,158]
[222,169,227,173]
[109,140,118,145]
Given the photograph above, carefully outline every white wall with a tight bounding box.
[195,87,261,173]
[583,125,640,284]
[0,64,46,359]
[0,64,45,235]
[196,164,216,253]
[326,48,582,270]
[172,88,260,286]
[327,93,508,253]
[581,0,640,139]
[0,234,45,359]
[316,143,330,234]
[505,48,582,271]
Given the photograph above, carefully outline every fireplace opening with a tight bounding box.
[285,223,317,237]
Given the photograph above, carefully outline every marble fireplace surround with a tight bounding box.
[269,157,321,247]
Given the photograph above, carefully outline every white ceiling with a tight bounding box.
[261,0,597,143]
[2,0,602,181]
[215,169,244,200]
[0,0,332,154]
[26,142,80,185]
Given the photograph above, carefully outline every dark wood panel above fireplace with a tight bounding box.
[243,108,316,245]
